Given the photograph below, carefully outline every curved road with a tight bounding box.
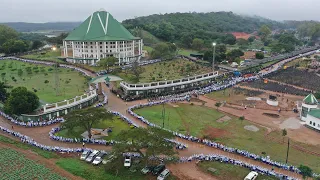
[1,52,317,179]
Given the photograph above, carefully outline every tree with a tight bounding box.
[1,39,28,54]
[0,25,19,46]
[192,38,204,51]
[255,52,264,59]
[236,38,249,47]
[215,102,222,109]
[298,165,313,179]
[239,116,245,124]
[98,56,117,70]
[150,42,175,60]
[17,69,23,77]
[203,44,227,62]
[226,49,244,61]
[131,60,143,82]
[31,40,44,50]
[223,34,236,45]
[62,107,114,139]
[248,36,256,43]
[259,25,272,42]
[0,81,10,102]
[109,127,176,169]
[282,129,287,143]
[4,87,39,115]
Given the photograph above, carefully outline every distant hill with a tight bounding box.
[123,11,284,43]
[283,20,320,29]
[0,22,81,32]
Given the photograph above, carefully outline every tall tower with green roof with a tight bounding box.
[62,9,143,66]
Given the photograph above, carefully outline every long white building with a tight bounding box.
[62,9,143,65]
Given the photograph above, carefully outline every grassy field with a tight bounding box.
[178,49,199,56]
[22,49,64,63]
[56,117,132,140]
[198,161,277,180]
[134,104,225,137]
[0,148,66,179]
[0,60,87,103]
[116,59,211,83]
[134,103,320,173]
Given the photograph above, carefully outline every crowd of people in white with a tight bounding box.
[0,50,318,179]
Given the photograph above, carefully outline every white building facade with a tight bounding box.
[63,9,143,65]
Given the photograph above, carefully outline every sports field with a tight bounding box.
[0,60,87,103]
[134,103,320,173]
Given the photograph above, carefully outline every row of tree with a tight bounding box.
[0,25,45,54]
[124,12,282,48]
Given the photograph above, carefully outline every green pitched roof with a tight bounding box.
[303,94,318,105]
[308,109,320,119]
[65,9,137,41]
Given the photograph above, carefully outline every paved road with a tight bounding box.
[0,56,313,179]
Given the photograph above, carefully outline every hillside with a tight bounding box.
[123,11,283,43]
[0,22,81,32]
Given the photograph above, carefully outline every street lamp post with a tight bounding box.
[212,42,216,72]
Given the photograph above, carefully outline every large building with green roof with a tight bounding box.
[63,9,143,65]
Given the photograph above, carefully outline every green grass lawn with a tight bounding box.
[56,117,132,140]
[178,49,199,56]
[134,104,224,137]
[198,161,277,180]
[22,49,65,63]
[115,59,211,83]
[134,103,320,173]
[143,45,154,54]
[0,60,87,103]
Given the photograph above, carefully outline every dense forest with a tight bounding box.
[123,12,283,45]
[0,22,81,32]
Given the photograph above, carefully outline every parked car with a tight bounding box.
[157,169,170,180]
[92,152,106,165]
[124,156,131,167]
[80,150,91,160]
[85,150,100,162]
[152,164,165,175]
[141,165,155,174]
[244,171,258,180]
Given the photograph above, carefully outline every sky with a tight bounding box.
[1,0,320,22]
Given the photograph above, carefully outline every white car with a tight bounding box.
[80,150,90,160]
[244,171,258,180]
[92,152,106,165]
[85,150,100,162]
[157,169,170,180]
[124,156,131,167]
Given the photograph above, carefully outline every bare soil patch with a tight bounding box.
[263,113,280,118]
[216,116,232,123]
[202,126,231,139]
[244,125,260,132]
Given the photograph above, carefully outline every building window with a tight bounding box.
[91,50,93,53]
[106,46,108,48]
[100,50,102,52]
[100,46,102,49]
[91,46,93,49]
[100,54,103,58]
[110,50,112,52]
[90,42,92,45]
[100,42,102,45]
[310,121,312,125]
[313,122,316,126]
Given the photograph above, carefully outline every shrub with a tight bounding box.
[44,80,49,84]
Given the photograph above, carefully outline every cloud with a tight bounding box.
[0,0,319,22]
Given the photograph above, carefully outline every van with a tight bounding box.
[157,169,170,180]
[244,171,258,180]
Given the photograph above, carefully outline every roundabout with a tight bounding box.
[0,49,319,180]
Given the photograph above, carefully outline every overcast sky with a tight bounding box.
[1,0,320,22]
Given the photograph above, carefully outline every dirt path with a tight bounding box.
[0,142,83,180]
[167,162,217,180]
